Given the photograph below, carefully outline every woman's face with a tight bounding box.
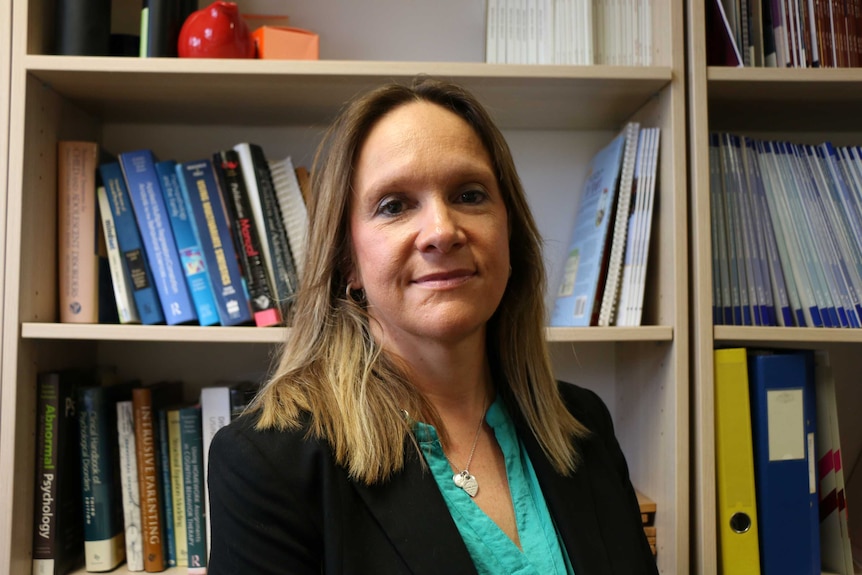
[348,101,510,350]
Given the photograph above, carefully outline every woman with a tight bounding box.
[207,77,657,574]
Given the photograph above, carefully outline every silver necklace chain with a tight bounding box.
[444,401,486,498]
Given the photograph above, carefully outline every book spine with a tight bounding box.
[132,388,166,572]
[98,162,165,325]
[200,387,232,555]
[156,409,177,567]
[235,143,300,312]
[32,372,85,575]
[180,407,207,574]
[78,386,126,572]
[116,400,145,572]
[176,160,253,326]
[120,150,198,325]
[214,150,281,327]
[167,409,188,567]
[269,156,309,281]
[156,160,220,327]
[97,185,141,324]
[57,141,100,324]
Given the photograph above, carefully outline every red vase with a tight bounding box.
[178,1,255,59]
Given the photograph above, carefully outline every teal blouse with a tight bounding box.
[414,397,575,575]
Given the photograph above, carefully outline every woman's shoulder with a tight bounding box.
[555,380,613,428]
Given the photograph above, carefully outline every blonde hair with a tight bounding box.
[253,77,588,484]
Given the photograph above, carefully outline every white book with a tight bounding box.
[628,127,660,325]
[709,133,734,324]
[200,386,232,559]
[741,136,782,325]
[268,156,309,280]
[616,129,649,327]
[718,133,745,324]
[97,185,140,324]
[597,122,640,326]
[815,351,855,575]
[486,0,499,63]
[537,0,554,63]
[722,134,757,325]
[581,0,593,64]
[527,0,538,64]
[757,140,819,326]
[116,400,144,572]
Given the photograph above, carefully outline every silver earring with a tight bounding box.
[346,284,365,303]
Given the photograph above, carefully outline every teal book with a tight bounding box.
[77,379,132,572]
[551,130,628,326]
[156,407,177,566]
[119,149,198,325]
[155,160,220,326]
[180,405,207,574]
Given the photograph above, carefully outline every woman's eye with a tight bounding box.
[458,189,486,204]
[377,198,405,216]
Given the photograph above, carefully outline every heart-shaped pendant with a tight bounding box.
[453,472,465,487]
[461,474,479,497]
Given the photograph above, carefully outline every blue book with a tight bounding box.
[119,150,197,325]
[98,162,165,325]
[155,160,220,327]
[176,159,252,326]
[551,132,627,326]
[747,350,820,575]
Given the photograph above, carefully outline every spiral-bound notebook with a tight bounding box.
[597,122,641,326]
[268,155,309,280]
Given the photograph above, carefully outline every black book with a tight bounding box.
[55,0,111,56]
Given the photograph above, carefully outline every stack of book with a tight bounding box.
[484,0,653,65]
[56,141,310,329]
[32,371,260,574]
[709,133,862,328]
[707,0,862,68]
[636,490,658,557]
[550,123,661,328]
[713,347,854,574]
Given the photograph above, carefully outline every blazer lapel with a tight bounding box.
[352,451,478,575]
[520,424,613,575]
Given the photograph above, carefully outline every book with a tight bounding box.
[175,159,253,327]
[199,381,260,554]
[747,349,820,574]
[713,348,761,574]
[98,161,165,325]
[551,130,628,326]
[57,141,100,324]
[165,407,188,567]
[268,155,309,280]
[78,379,130,572]
[707,0,745,65]
[597,122,640,326]
[156,408,177,568]
[132,382,183,572]
[213,150,282,327]
[31,370,85,575]
[119,149,198,326]
[815,350,855,575]
[233,142,301,314]
[155,160,220,327]
[116,399,144,572]
[54,0,111,55]
[97,185,141,324]
[179,406,206,574]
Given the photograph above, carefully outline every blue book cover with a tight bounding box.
[551,132,626,327]
[176,159,252,326]
[156,160,220,327]
[98,162,165,325]
[747,350,820,575]
[119,150,197,325]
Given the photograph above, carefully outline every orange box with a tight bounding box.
[252,26,319,60]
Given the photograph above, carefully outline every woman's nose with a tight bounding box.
[416,200,465,253]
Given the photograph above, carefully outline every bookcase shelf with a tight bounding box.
[687,1,862,572]
[2,0,687,573]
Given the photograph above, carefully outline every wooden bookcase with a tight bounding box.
[0,0,11,391]
[1,0,688,573]
[687,1,862,573]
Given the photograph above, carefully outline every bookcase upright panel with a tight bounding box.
[687,0,862,572]
[2,0,687,573]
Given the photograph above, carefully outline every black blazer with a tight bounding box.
[207,382,658,574]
